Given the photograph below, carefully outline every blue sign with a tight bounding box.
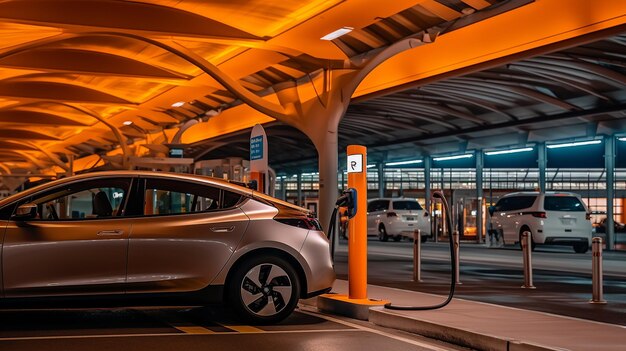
[250,135,264,160]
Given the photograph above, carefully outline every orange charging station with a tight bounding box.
[347,145,368,299]
[318,145,387,319]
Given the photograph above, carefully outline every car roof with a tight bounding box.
[501,191,582,197]
[369,197,418,201]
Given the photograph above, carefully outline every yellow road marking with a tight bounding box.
[139,310,215,335]
[220,325,264,333]
[174,326,215,335]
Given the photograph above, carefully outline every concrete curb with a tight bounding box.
[369,307,568,351]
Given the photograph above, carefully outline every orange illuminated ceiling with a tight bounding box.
[0,0,624,183]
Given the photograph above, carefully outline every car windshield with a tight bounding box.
[544,196,586,211]
[393,200,423,210]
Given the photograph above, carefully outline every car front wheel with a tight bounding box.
[228,255,300,324]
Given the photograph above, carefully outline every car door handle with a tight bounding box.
[210,226,235,233]
[97,230,124,236]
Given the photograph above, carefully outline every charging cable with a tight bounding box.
[384,190,456,310]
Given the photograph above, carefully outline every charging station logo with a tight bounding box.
[347,154,363,173]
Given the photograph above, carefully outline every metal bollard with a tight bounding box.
[521,231,536,289]
[590,237,607,304]
[413,229,421,282]
[453,230,462,285]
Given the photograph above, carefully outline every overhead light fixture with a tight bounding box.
[618,137,626,142]
[546,140,601,149]
[171,101,185,108]
[366,164,377,169]
[434,154,474,161]
[321,27,353,41]
[122,121,133,126]
[385,159,423,166]
[485,147,533,156]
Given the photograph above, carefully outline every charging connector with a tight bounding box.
[327,188,358,262]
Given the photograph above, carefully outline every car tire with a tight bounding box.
[518,227,536,251]
[227,254,300,324]
[420,235,428,244]
[392,235,402,242]
[573,242,589,254]
[378,225,389,242]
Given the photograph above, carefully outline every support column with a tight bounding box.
[296,173,302,207]
[538,142,547,193]
[424,157,431,212]
[605,136,616,251]
[378,162,385,198]
[280,177,286,201]
[424,157,434,242]
[315,126,340,234]
[476,150,484,244]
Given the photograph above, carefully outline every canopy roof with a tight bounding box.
[0,0,624,178]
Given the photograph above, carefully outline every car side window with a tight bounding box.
[370,200,385,212]
[379,200,390,211]
[495,196,536,211]
[144,178,223,215]
[19,178,131,221]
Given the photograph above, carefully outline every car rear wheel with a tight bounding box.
[378,225,389,242]
[228,255,300,324]
[392,235,402,242]
[573,242,589,254]
[420,235,428,243]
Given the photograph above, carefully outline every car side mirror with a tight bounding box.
[423,211,429,217]
[12,203,38,221]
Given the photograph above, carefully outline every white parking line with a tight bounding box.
[298,306,457,351]
[0,329,366,342]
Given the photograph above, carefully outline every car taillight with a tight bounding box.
[275,217,322,231]
[387,212,397,218]
[531,212,547,218]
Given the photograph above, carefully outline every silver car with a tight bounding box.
[0,171,334,323]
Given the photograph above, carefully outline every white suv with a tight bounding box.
[367,198,431,242]
[488,192,592,253]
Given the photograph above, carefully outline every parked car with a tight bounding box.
[488,191,592,253]
[594,217,626,234]
[0,171,335,323]
[367,197,431,242]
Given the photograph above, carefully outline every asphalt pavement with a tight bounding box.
[333,239,626,325]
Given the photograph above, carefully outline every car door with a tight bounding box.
[125,177,249,294]
[2,177,133,297]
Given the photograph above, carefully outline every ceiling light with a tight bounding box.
[385,159,423,166]
[171,101,185,108]
[122,121,133,126]
[321,27,353,41]
[366,164,376,168]
[433,154,474,161]
[618,137,626,142]
[485,147,533,156]
[546,140,601,149]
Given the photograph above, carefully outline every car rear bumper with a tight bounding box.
[299,231,335,296]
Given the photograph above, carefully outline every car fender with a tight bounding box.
[211,238,309,287]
